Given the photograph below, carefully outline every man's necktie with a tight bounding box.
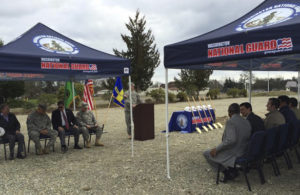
[62,111,70,130]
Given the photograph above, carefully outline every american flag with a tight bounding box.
[83,79,94,110]
[89,64,97,71]
[277,37,293,49]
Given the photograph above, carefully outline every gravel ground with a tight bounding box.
[1,96,300,194]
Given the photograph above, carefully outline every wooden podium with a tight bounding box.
[133,103,154,141]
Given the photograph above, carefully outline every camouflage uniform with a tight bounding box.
[27,111,58,150]
[76,110,102,140]
[124,90,141,135]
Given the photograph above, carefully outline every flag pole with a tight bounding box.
[72,81,76,111]
[103,93,114,127]
[92,95,99,126]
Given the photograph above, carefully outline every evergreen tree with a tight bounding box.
[0,39,3,47]
[174,69,213,96]
[113,10,160,91]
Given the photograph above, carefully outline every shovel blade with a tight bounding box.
[196,127,202,134]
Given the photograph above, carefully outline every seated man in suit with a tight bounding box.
[240,102,265,135]
[278,95,297,123]
[0,104,25,160]
[76,102,103,148]
[289,97,300,120]
[27,104,58,155]
[203,103,251,182]
[52,101,82,152]
[264,98,285,129]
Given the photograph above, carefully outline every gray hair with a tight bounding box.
[228,103,240,115]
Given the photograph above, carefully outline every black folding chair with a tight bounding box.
[0,137,26,160]
[276,123,292,170]
[287,120,300,163]
[264,126,280,176]
[27,134,55,154]
[234,131,266,191]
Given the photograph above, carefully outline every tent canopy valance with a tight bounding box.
[0,23,130,80]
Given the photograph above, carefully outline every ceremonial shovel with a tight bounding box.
[208,95,223,128]
[203,96,219,129]
[187,97,202,134]
[192,96,208,132]
[198,96,214,130]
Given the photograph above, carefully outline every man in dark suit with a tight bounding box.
[240,102,265,135]
[0,104,25,160]
[278,95,297,123]
[52,101,82,152]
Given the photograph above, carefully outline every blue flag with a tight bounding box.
[113,77,124,107]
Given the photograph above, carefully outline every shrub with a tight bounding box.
[176,91,187,102]
[145,98,154,103]
[239,89,247,97]
[168,92,177,103]
[226,88,239,98]
[38,93,57,107]
[206,88,220,99]
[22,101,37,110]
[147,88,165,103]
[7,99,24,108]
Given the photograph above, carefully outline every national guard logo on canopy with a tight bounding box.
[236,4,300,32]
[176,114,188,129]
[33,35,79,54]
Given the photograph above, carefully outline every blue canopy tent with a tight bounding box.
[0,23,136,156]
[0,23,130,80]
[163,0,300,178]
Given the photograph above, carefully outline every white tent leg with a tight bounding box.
[72,81,76,111]
[267,71,270,93]
[129,76,134,157]
[298,71,300,109]
[165,68,170,179]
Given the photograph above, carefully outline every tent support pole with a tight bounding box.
[129,76,134,157]
[165,68,171,179]
[72,81,76,111]
[249,60,253,103]
[298,70,300,108]
[267,71,270,93]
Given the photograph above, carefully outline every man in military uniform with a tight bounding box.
[124,83,141,138]
[76,103,103,147]
[27,104,58,155]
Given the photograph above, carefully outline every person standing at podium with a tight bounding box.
[124,83,141,138]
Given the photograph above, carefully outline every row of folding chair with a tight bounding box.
[216,120,300,191]
[0,129,98,159]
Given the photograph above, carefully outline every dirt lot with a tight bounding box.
[1,96,300,194]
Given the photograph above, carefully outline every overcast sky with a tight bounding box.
[0,0,298,83]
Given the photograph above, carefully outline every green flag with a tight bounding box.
[64,81,75,108]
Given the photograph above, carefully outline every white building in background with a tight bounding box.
[285,81,297,91]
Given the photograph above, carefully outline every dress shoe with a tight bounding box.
[17,153,25,159]
[74,145,83,149]
[9,154,14,160]
[61,145,68,153]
